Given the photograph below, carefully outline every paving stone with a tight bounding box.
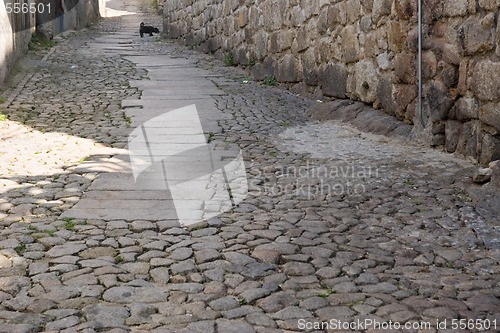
[245,313,278,328]
[299,296,329,310]
[208,296,240,311]
[250,249,280,264]
[234,281,262,295]
[166,283,204,294]
[328,293,366,306]
[41,286,81,303]
[82,304,130,328]
[333,281,359,293]
[256,291,299,313]
[272,306,313,320]
[50,264,79,273]
[352,303,376,315]
[191,241,225,251]
[223,252,256,266]
[3,294,33,311]
[36,237,66,247]
[131,220,156,232]
[26,299,57,313]
[241,262,277,279]
[150,258,175,268]
[143,240,168,251]
[376,303,410,317]
[390,310,419,322]
[222,305,260,319]
[79,259,115,268]
[164,228,189,236]
[117,237,136,247]
[283,262,315,276]
[354,273,380,285]
[238,288,272,304]
[465,294,500,313]
[170,260,197,275]
[121,262,150,275]
[361,282,399,294]
[185,320,216,333]
[342,265,363,276]
[224,274,246,289]
[216,319,256,333]
[106,221,129,230]
[105,286,169,303]
[101,286,135,303]
[422,306,458,320]
[126,303,157,325]
[315,266,341,279]
[203,268,225,282]
[0,324,37,333]
[191,227,218,237]
[46,243,87,257]
[169,248,193,261]
[80,247,117,259]
[194,249,222,264]
[45,315,81,330]
[253,243,299,255]
[29,262,49,276]
[150,267,170,284]
[315,306,356,320]
[64,273,99,286]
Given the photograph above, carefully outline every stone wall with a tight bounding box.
[164,0,500,165]
[0,0,104,87]
[0,0,34,85]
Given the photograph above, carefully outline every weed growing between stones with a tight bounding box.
[205,131,215,143]
[78,156,88,163]
[225,52,235,67]
[42,229,55,236]
[123,114,133,128]
[28,33,58,51]
[262,75,276,86]
[317,288,334,298]
[14,244,26,255]
[63,221,77,231]
[248,57,256,67]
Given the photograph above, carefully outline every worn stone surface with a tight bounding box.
[0,0,499,332]
[164,0,500,165]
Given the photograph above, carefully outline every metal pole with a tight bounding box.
[418,0,425,127]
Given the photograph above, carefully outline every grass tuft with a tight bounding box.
[225,52,235,67]
[29,33,57,51]
[262,75,276,86]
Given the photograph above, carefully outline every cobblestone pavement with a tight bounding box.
[0,0,499,332]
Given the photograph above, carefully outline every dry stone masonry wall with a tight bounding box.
[163,0,500,165]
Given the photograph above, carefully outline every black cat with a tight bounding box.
[140,22,160,37]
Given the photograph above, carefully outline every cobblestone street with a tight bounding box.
[0,0,499,332]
